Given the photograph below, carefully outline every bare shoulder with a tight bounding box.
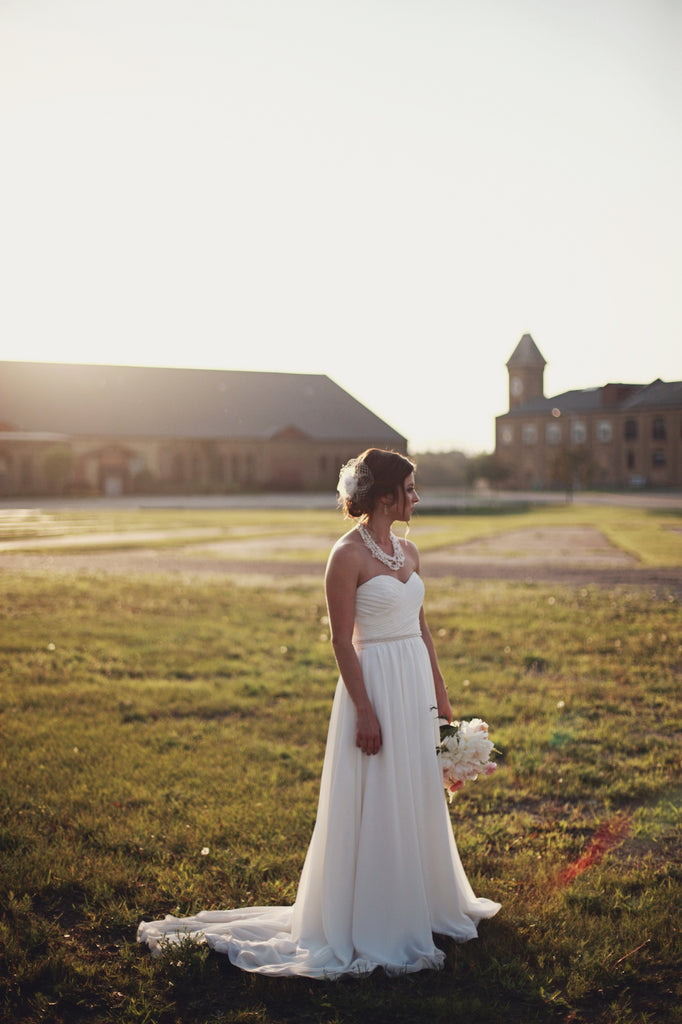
[325,528,364,581]
[401,536,421,572]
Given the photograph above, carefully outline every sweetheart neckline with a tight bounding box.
[357,571,419,591]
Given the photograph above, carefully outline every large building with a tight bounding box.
[0,361,406,496]
[495,335,682,489]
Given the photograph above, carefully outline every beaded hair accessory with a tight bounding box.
[337,458,374,503]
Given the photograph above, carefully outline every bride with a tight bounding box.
[138,448,500,977]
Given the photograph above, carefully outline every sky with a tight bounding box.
[1,0,680,454]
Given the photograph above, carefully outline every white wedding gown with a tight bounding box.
[137,572,500,977]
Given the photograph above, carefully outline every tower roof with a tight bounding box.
[506,333,547,368]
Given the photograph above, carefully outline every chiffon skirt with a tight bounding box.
[138,575,500,976]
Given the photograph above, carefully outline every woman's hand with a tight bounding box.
[355,705,382,755]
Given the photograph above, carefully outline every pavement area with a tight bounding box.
[0,488,681,512]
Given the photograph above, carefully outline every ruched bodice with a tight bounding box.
[353,572,424,645]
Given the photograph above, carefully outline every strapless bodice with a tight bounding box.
[352,572,424,646]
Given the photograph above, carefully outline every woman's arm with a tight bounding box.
[325,542,382,755]
[419,606,453,723]
[412,542,453,723]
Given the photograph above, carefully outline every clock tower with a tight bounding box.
[506,333,546,410]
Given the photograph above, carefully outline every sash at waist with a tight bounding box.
[353,632,422,650]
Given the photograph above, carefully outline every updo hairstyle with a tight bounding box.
[338,448,416,520]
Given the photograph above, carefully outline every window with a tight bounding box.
[546,422,561,445]
[521,423,537,445]
[500,426,513,445]
[652,417,666,441]
[652,449,667,467]
[624,419,638,441]
[596,420,612,443]
[571,421,587,444]
[626,450,635,470]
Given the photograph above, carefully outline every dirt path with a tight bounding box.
[1,524,680,594]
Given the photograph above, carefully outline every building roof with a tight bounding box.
[506,333,547,368]
[0,361,407,445]
[620,378,682,411]
[500,379,681,418]
[502,387,606,416]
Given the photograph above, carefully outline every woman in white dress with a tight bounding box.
[138,449,500,977]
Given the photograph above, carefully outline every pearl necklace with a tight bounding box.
[358,524,406,570]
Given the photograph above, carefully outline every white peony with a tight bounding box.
[439,718,497,800]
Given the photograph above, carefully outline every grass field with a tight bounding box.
[1,504,681,1023]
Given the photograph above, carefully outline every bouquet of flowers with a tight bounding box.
[438,718,497,801]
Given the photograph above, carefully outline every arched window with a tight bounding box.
[652,418,666,441]
[596,421,612,443]
[571,421,587,444]
[545,422,561,445]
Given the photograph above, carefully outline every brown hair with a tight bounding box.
[342,448,416,519]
